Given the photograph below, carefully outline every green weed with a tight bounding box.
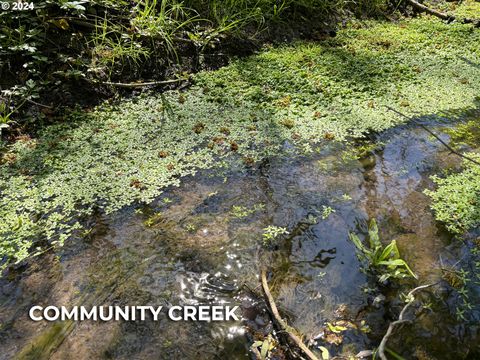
[251,334,276,360]
[230,203,265,219]
[349,219,417,283]
[262,226,289,246]
[321,205,336,219]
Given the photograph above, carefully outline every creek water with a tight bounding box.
[1,112,479,359]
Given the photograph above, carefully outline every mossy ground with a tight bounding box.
[1,17,480,269]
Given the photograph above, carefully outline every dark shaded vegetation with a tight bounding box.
[0,0,392,134]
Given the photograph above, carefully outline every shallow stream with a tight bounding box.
[1,111,479,359]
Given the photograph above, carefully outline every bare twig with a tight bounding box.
[405,0,480,27]
[261,269,320,360]
[386,106,480,166]
[91,78,189,88]
[26,98,54,109]
[377,284,434,360]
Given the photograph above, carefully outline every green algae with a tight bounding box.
[1,17,480,269]
[15,321,74,360]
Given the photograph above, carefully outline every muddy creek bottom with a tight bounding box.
[1,116,479,360]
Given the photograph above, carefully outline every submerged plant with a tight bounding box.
[262,226,289,246]
[349,219,417,283]
[440,245,480,322]
[251,334,276,360]
[321,205,336,220]
[230,203,265,219]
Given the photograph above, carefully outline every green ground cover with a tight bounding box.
[425,121,480,235]
[426,155,480,235]
[1,16,479,269]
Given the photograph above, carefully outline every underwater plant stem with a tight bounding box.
[386,106,480,166]
[260,269,320,360]
[377,284,434,360]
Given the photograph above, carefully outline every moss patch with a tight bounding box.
[1,17,480,269]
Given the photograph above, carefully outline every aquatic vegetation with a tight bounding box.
[230,203,265,219]
[251,335,277,360]
[1,17,480,269]
[425,154,480,234]
[262,226,289,246]
[444,119,480,150]
[441,245,480,321]
[195,18,480,141]
[185,223,198,233]
[319,346,330,360]
[436,0,480,19]
[326,322,348,333]
[321,205,336,220]
[143,212,163,227]
[349,219,417,283]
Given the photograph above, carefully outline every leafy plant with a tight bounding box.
[262,226,289,246]
[319,346,330,360]
[425,154,480,234]
[321,205,336,219]
[327,322,348,333]
[230,203,264,219]
[349,219,417,283]
[251,334,276,360]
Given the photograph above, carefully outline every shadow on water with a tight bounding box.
[0,103,480,359]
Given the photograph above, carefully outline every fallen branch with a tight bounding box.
[260,269,320,360]
[91,78,189,88]
[405,0,480,27]
[26,98,54,109]
[386,106,480,167]
[377,284,433,360]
